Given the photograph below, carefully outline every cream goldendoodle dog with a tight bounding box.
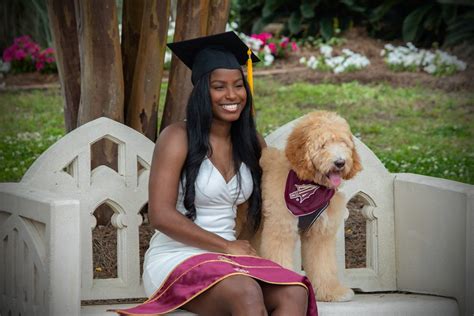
[242,111,362,302]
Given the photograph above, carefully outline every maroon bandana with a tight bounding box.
[285,170,335,231]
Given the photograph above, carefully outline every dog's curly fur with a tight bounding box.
[240,111,362,302]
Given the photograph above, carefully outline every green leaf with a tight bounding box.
[262,0,287,18]
[444,29,474,46]
[320,17,334,40]
[423,9,442,31]
[300,0,317,19]
[340,0,366,13]
[441,4,458,23]
[437,0,474,6]
[403,4,435,42]
[370,0,403,23]
[288,11,303,35]
[447,17,474,31]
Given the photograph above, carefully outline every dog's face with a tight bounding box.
[285,111,362,189]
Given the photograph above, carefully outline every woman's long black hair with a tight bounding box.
[181,69,262,234]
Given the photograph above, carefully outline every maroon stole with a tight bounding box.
[111,253,318,315]
[284,170,335,231]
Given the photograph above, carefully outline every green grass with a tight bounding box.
[1,80,473,184]
[254,80,474,184]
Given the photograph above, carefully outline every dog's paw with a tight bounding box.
[316,286,354,302]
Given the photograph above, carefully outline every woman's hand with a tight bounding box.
[224,240,257,256]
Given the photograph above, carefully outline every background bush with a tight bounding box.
[233,0,474,47]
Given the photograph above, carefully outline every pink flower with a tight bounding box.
[35,61,45,71]
[291,42,299,52]
[43,47,55,55]
[280,37,289,48]
[2,46,15,62]
[268,42,277,54]
[251,32,273,45]
[14,49,26,61]
[14,35,32,46]
[24,42,40,57]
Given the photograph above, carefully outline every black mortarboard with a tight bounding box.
[167,31,260,86]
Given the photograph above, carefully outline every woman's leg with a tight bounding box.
[182,275,267,316]
[260,283,308,316]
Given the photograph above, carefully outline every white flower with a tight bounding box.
[384,43,395,51]
[307,56,318,69]
[320,45,333,58]
[342,48,354,56]
[334,65,345,73]
[299,57,307,64]
[424,64,437,74]
[263,53,274,66]
[384,43,467,75]
[380,49,386,57]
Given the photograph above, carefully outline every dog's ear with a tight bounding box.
[346,141,362,179]
[285,124,315,180]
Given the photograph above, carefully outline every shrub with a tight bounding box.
[2,35,57,74]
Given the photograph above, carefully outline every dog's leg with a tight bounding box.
[258,211,299,270]
[301,193,354,302]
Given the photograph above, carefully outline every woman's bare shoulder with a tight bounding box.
[155,121,187,159]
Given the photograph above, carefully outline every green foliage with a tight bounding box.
[253,80,473,184]
[231,1,474,47]
[368,0,474,47]
[1,82,472,185]
[234,0,359,40]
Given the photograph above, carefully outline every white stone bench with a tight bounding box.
[0,117,472,315]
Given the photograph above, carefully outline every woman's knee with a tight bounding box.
[220,275,266,313]
[286,285,308,305]
[278,285,308,312]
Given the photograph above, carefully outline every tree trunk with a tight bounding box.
[121,0,145,124]
[159,0,211,132]
[126,0,170,141]
[46,0,81,132]
[76,0,124,126]
[76,0,124,169]
[207,0,231,35]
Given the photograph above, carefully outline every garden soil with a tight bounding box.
[1,28,473,91]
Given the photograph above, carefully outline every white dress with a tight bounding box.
[143,158,253,296]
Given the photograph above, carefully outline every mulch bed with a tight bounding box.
[91,195,367,282]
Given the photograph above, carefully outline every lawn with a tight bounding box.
[0,79,473,184]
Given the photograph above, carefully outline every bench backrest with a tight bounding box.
[21,117,153,300]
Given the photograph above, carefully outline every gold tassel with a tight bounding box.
[246,48,255,116]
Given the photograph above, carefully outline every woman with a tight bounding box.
[116,32,317,315]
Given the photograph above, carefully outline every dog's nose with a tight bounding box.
[334,159,345,169]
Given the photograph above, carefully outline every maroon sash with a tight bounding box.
[111,253,318,315]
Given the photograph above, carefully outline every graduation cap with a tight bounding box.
[167,31,260,95]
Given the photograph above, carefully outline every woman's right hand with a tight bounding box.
[224,240,258,256]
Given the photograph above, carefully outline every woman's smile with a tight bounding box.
[220,103,239,112]
[209,68,247,121]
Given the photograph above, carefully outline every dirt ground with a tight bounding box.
[2,28,473,92]
[269,28,474,92]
